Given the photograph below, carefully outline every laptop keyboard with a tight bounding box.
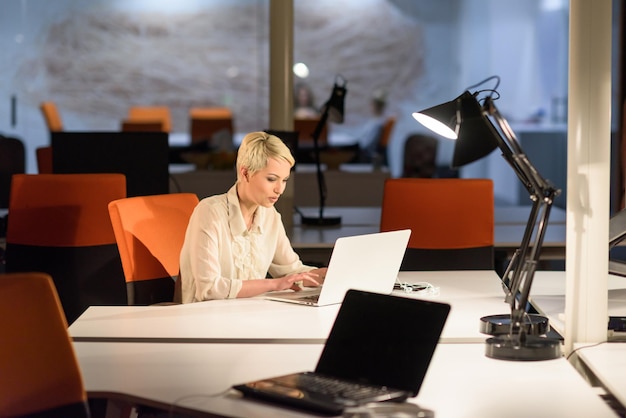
[297,294,320,303]
[295,372,400,402]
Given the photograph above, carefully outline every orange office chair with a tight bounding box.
[40,101,64,132]
[0,134,25,209]
[5,174,128,323]
[36,145,54,174]
[125,106,171,132]
[402,133,439,178]
[121,120,164,132]
[380,178,494,270]
[295,117,328,148]
[108,193,199,305]
[189,106,234,145]
[0,272,90,417]
[378,116,396,150]
[38,102,63,175]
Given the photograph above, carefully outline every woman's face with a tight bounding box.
[297,87,311,106]
[244,157,291,207]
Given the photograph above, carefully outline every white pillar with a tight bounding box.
[565,0,612,353]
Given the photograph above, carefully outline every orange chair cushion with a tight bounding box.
[36,146,53,174]
[40,101,63,132]
[108,193,199,283]
[189,107,234,143]
[380,178,494,249]
[127,106,171,132]
[7,174,126,247]
[295,117,328,147]
[0,273,86,416]
[378,117,396,147]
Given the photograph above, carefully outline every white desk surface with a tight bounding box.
[70,270,509,344]
[74,341,617,418]
[573,342,626,411]
[530,271,626,336]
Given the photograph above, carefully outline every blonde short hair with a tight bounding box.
[236,132,295,182]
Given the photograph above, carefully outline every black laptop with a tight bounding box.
[233,289,450,416]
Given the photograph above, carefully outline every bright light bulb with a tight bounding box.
[293,62,310,79]
[412,112,457,139]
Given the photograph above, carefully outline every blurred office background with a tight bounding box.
[0,0,622,208]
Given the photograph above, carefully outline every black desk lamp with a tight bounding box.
[300,75,347,226]
[413,76,562,361]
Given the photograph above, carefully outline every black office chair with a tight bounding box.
[402,133,438,178]
[0,134,25,209]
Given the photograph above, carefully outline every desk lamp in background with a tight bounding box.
[300,75,348,226]
[413,76,562,361]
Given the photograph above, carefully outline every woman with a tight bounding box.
[293,82,319,119]
[179,131,326,303]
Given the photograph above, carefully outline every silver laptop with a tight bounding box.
[266,229,411,306]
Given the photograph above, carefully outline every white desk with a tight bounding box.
[75,342,617,418]
[573,342,626,412]
[530,271,626,337]
[69,271,509,344]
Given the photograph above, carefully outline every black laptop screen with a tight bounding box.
[315,289,450,396]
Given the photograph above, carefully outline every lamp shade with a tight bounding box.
[324,83,347,124]
[414,91,499,168]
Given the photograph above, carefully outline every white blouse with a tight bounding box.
[179,185,313,303]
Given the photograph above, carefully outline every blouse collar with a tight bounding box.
[227,184,264,235]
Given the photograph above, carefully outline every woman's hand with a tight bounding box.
[303,268,327,287]
[275,271,321,292]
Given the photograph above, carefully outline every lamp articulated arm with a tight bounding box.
[311,106,330,220]
[299,75,346,227]
[484,98,561,337]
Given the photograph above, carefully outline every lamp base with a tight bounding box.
[485,335,561,361]
[480,313,549,336]
[301,215,342,227]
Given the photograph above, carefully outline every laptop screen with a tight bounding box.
[315,289,450,396]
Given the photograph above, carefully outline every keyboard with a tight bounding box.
[282,372,405,404]
[234,372,410,415]
[296,294,320,303]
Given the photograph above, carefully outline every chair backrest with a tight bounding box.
[402,133,439,178]
[36,145,54,174]
[121,120,164,132]
[378,116,396,148]
[295,117,328,148]
[189,107,234,144]
[108,193,199,305]
[0,134,25,208]
[380,178,494,270]
[0,272,89,417]
[40,101,64,132]
[5,173,128,323]
[127,106,171,132]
